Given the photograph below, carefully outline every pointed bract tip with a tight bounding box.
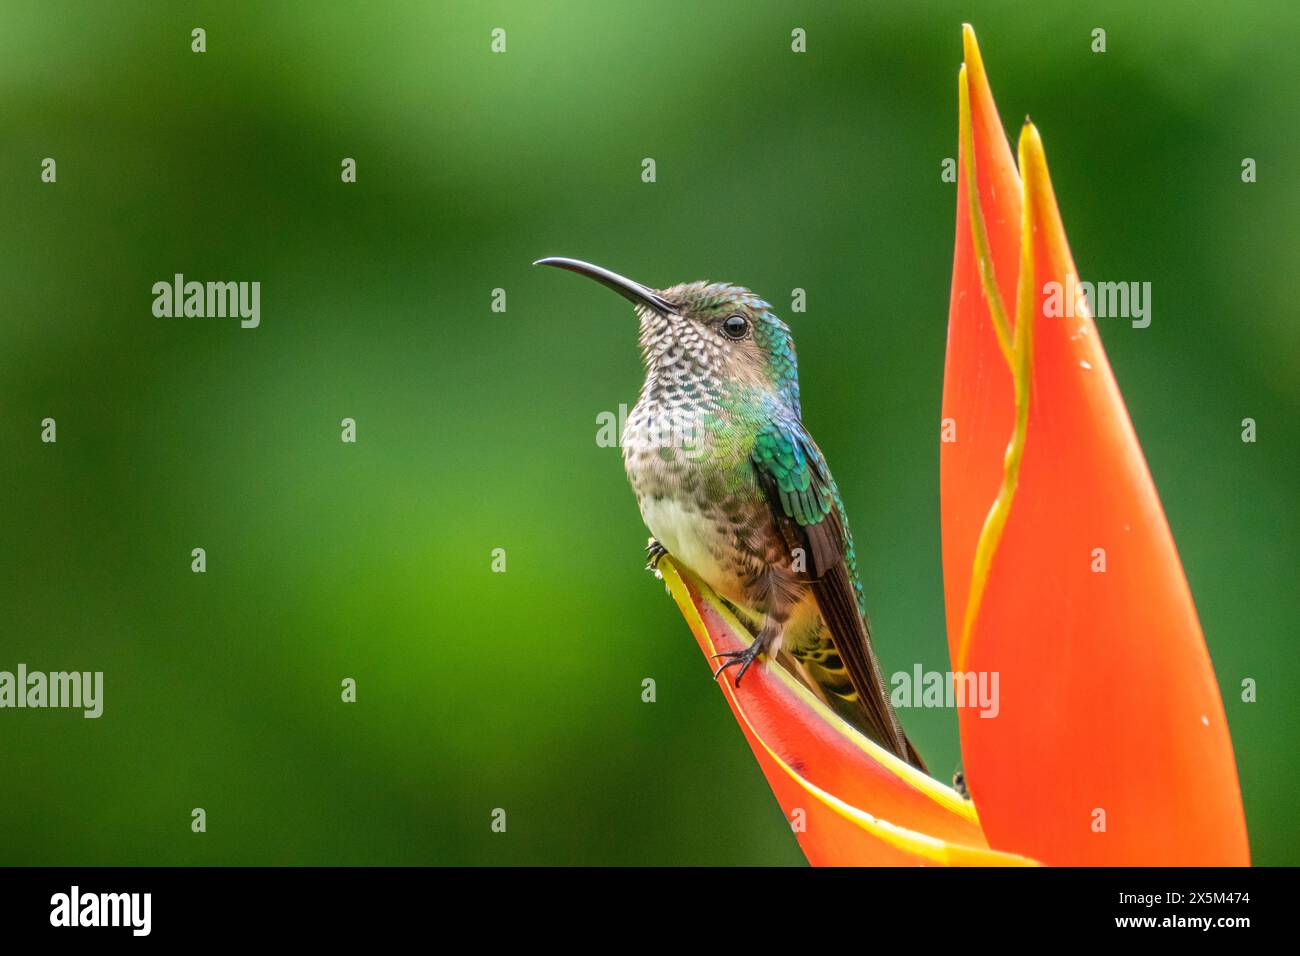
[1018,120,1045,164]
[1016,122,1058,246]
[962,23,981,66]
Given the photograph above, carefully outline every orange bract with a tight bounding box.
[942,26,1249,865]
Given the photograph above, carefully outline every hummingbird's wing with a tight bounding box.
[751,419,917,767]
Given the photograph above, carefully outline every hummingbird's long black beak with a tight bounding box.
[533,257,675,315]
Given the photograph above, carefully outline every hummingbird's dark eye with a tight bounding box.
[721,314,750,340]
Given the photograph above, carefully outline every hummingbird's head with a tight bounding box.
[535,257,801,414]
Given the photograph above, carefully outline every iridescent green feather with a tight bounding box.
[674,282,870,618]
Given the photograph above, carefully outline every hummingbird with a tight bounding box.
[536,257,926,771]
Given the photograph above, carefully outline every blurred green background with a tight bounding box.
[1,1,1295,866]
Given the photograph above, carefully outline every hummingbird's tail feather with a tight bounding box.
[809,563,924,771]
[797,651,873,726]
[904,735,928,774]
[792,628,928,774]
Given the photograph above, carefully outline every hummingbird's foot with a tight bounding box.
[712,611,783,686]
[644,537,669,571]
[711,642,765,686]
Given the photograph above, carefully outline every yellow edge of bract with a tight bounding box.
[953,27,1036,674]
[684,565,977,821]
[659,558,1039,866]
[957,62,1014,367]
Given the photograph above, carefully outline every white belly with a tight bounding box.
[639,496,738,600]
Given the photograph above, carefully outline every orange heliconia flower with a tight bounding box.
[657,24,1249,866]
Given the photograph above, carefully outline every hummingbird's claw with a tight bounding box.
[711,645,762,686]
[644,537,669,571]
